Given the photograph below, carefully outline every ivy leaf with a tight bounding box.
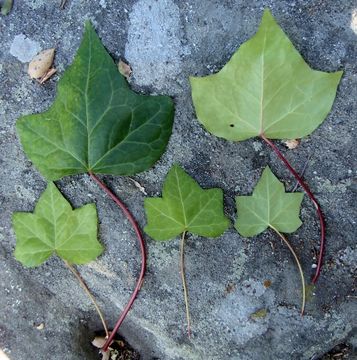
[235,166,304,237]
[13,182,102,267]
[1,0,13,15]
[16,21,174,181]
[190,9,342,141]
[191,8,335,284]
[235,167,307,314]
[144,165,229,241]
[144,165,229,335]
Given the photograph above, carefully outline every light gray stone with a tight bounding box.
[9,34,41,63]
[125,0,185,92]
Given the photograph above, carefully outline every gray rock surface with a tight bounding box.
[0,1,356,359]
[9,34,41,63]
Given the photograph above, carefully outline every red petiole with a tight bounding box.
[88,172,146,352]
[260,134,325,284]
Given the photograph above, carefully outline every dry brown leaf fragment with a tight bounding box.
[283,139,300,149]
[92,336,107,349]
[39,68,57,84]
[224,282,236,295]
[128,177,147,195]
[92,337,114,360]
[101,350,110,360]
[28,48,56,83]
[35,322,45,330]
[115,340,125,348]
[118,60,132,79]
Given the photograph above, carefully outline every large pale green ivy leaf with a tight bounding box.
[17,22,174,181]
[13,182,103,267]
[235,166,304,237]
[144,165,229,240]
[190,9,342,141]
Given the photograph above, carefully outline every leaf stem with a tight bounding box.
[88,172,146,351]
[180,231,191,337]
[63,260,109,337]
[269,226,306,315]
[260,134,325,283]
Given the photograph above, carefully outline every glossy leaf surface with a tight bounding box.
[13,182,102,267]
[190,9,342,141]
[235,166,304,237]
[17,22,174,181]
[144,165,229,240]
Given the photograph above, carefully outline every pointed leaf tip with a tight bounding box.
[84,20,93,30]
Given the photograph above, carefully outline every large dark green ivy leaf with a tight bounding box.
[17,22,174,181]
[190,9,342,141]
[235,166,304,237]
[144,165,229,240]
[13,182,102,267]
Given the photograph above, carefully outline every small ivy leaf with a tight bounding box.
[235,166,304,237]
[0,0,13,15]
[17,21,174,181]
[144,165,229,240]
[13,182,103,267]
[190,9,342,141]
[283,138,300,149]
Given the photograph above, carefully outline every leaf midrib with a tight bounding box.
[175,167,188,227]
[49,186,60,250]
[90,105,163,169]
[259,29,267,135]
[85,28,93,168]
[187,195,215,228]
[147,201,183,228]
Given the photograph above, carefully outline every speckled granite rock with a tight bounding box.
[0,1,356,359]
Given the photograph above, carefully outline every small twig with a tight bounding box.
[270,226,306,315]
[60,0,67,9]
[292,155,311,192]
[39,68,57,84]
[63,260,109,337]
[128,177,147,195]
[180,231,191,337]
